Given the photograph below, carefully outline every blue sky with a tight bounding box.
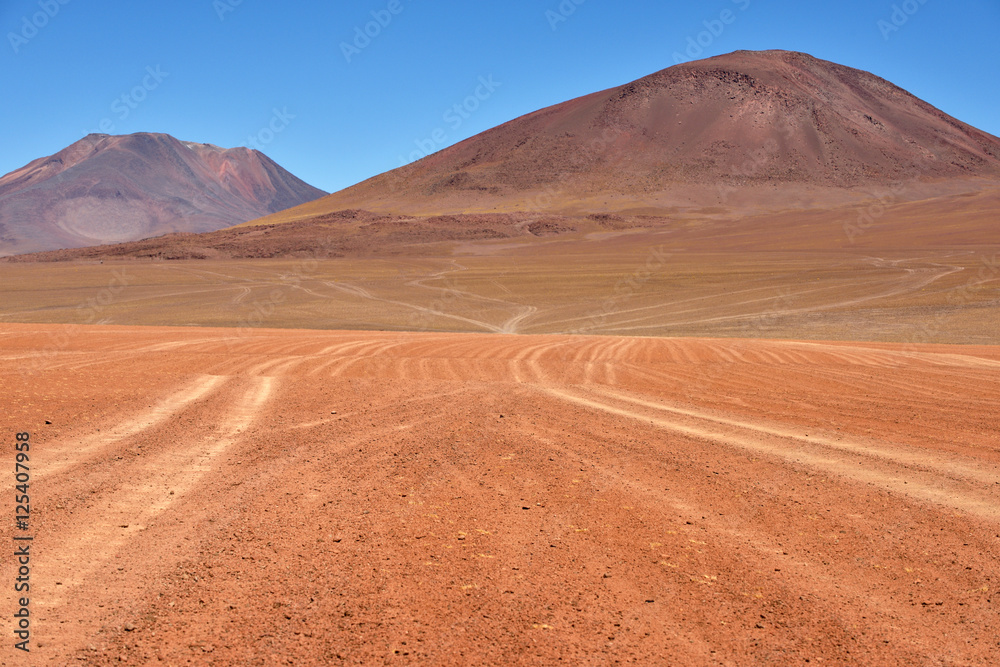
[2,0,998,193]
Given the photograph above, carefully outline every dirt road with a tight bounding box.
[1,323,998,664]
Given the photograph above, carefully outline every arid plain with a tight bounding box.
[1,322,999,664]
[2,187,1000,664]
[2,50,1000,665]
[2,185,999,342]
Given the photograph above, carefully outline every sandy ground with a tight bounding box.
[0,246,997,345]
[4,185,997,346]
[1,323,998,664]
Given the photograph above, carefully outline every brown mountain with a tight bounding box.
[0,132,326,255]
[252,49,1000,225]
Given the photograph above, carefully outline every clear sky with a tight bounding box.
[2,0,998,193]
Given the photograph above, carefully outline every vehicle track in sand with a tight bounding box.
[538,385,1000,521]
[1,323,998,665]
[36,374,227,479]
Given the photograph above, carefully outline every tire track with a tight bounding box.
[37,374,227,479]
[538,385,1000,521]
[34,376,274,648]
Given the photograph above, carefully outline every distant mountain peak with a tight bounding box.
[0,132,326,256]
[256,49,1000,223]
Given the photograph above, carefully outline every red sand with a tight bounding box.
[2,323,998,664]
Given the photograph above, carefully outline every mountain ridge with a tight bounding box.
[248,49,1000,225]
[0,132,326,255]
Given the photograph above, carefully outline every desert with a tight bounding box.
[1,7,999,665]
[2,324,999,664]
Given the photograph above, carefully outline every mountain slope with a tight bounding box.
[0,133,326,255]
[250,49,1000,224]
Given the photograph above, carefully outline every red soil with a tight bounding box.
[2,323,998,664]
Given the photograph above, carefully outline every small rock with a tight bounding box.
[124,623,136,632]
[45,420,52,425]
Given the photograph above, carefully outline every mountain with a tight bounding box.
[0,133,326,255]
[250,49,1000,225]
